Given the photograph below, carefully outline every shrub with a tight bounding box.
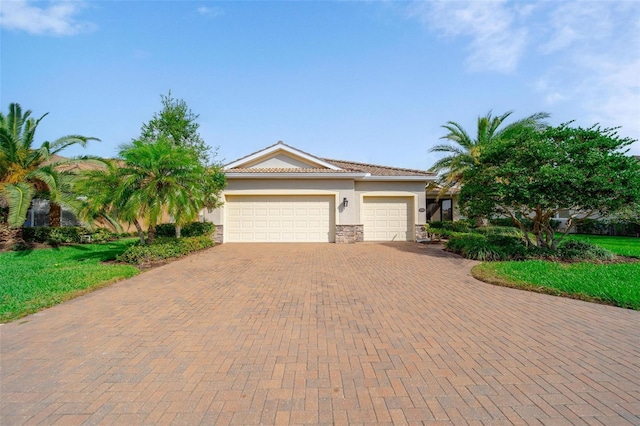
[445,233,506,261]
[486,234,528,259]
[475,226,524,239]
[89,228,118,243]
[428,220,473,233]
[576,219,609,235]
[22,226,118,244]
[489,217,561,231]
[23,226,84,244]
[116,235,214,264]
[155,222,215,238]
[557,240,614,261]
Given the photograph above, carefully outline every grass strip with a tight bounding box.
[564,234,640,258]
[0,240,139,322]
[473,260,640,310]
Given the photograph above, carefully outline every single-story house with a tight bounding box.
[202,141,437,243]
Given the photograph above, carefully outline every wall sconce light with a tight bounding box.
[343,197,348,207]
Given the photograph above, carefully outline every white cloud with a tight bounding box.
[539,2,613,54]
[533,3,640,144]
[407,0,529,73]
[196,5,223,18]
[0,0,94,36]
[404,1,640,146]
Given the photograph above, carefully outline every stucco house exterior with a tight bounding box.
[202,141,436,243]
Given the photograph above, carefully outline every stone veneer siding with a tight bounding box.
[415,224,428,241]
[213,225,224,244]
[335,225,363,244]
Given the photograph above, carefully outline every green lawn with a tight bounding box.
[0,240,139,322]
[473,234,640,310]
[564,234,640,258]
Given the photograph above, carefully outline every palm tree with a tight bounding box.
[428,111,549,226]
[117,137,207,244]
[429,111,550,191]
[0,103,99,243]
[73,159,149,241]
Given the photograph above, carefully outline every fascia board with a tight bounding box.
[357,175,435,182]
[225,172,368,179]
[225,145,342,170]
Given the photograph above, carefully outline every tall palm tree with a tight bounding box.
[429,111,550,189]
[117,137,207,244]
[0,103,98,243]
[73,159,147,241]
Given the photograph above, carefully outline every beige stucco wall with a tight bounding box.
[356,180,427,224]
[246,153,316,169]
[201,178,358,226]
[202,178,429,229]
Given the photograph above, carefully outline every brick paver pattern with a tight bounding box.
[1,243,639,425]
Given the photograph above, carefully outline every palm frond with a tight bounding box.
[48,135,100,155]
[2,182,35,227]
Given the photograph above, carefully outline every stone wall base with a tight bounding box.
[335,225,363,243]
[415,224,428,241]
[213,225,223,244]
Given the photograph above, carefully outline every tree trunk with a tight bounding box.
[147,225,156,245]
[475,216,489,227]
[175,224,182,239]
[132,219,146,245]
[49,203,61,227]
[0,222,24,249]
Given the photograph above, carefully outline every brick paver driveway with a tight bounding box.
[2,243,639,425]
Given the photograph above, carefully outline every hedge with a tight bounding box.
[22,227,118,244]
[116,235,214,264]
[155,222,215,238]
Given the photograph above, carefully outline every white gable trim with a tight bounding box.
[226,172,367,179]
[225,143,342,170]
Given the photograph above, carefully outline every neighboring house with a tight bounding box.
[202,141,436,243]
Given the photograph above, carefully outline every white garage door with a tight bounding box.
[363,197,413,241]
[226,195,335,242]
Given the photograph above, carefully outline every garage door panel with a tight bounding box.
[226,195,335,242]
[363,197,412,242]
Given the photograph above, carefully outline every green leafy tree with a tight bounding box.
[429,111,550,216]
[137,92,225,237]
[0,103,98,243]
[459,123,640,249]
[117,137,211,244]
[139,91,211,164]
[74,159,149,242]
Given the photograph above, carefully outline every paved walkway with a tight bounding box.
[1,243,639,425]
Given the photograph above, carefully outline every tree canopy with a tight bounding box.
[139,91,211,164]
[429,111,550,194]
[77,94,226,243]
[459,123,640,249]
[0,102,98,243]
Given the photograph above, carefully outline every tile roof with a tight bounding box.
[225,141,434,177]
[322,159,435,177]
[226,168,355,174]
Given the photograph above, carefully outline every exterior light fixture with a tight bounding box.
[343,197,348,207]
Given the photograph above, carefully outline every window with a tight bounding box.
[441,199,453,221]
[426,198,453,221]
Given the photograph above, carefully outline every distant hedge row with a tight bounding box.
[22,227,120,244]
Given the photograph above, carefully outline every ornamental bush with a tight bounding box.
[557,240,614,261]
[445,233,506,261]
[155,222,215,238]
[116,235,214,264]
[22,227,118,244]
[428,220,474,233]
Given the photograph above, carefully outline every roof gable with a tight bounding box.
[225,141,341,171]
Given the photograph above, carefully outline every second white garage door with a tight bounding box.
[363,196,413,241]
[225,195,335,242]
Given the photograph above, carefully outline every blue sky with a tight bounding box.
[2,1,639,171]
